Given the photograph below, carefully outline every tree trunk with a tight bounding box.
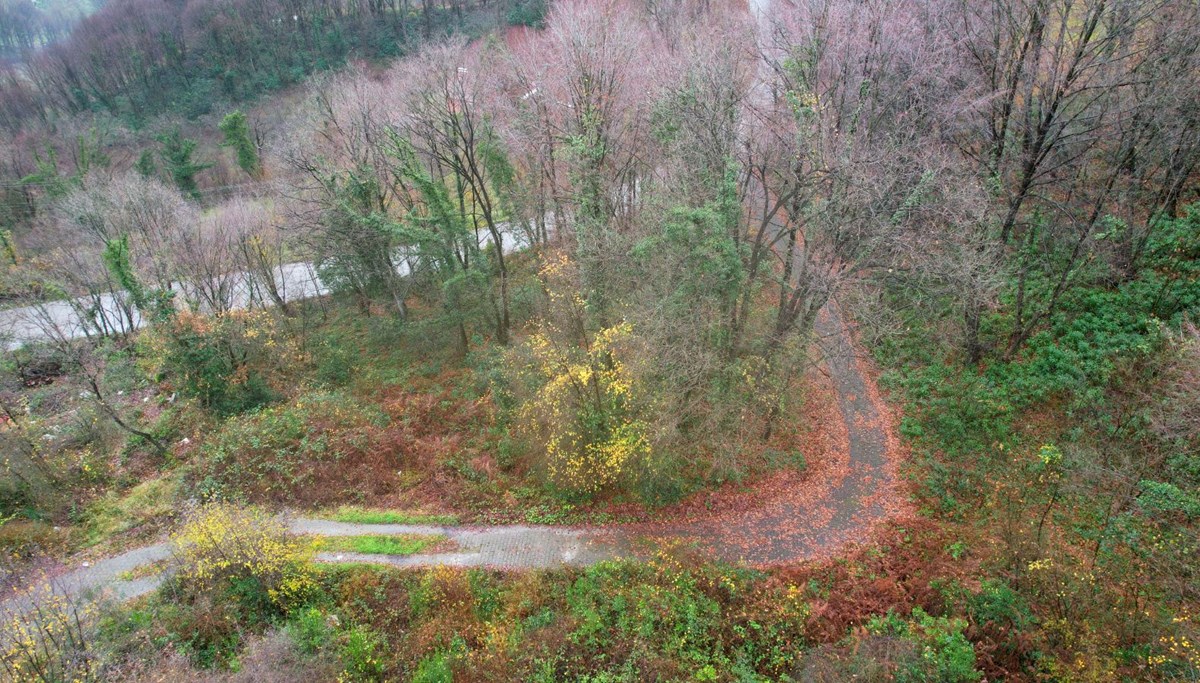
[964,298,982,366]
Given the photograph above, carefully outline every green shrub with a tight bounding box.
[968,579,1034,630]
[412,650,453,683]
[286,607,333,656]
[867,608,981,683]
[161,594,245,669]
[566,562,723,662]
[1137,480,1200,520]
[506,0,547,27]
[339,626,386,682]
[312,337,356,387]
[146,310,292,416]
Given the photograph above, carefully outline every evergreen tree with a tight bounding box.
[155,128,211,199]
[134,149,157,178]
[102,235,174,322]
[218,110,261,178]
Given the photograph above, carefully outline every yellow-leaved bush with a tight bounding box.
[1,584,98,683]
[518,319,650,495]
[170,503,316,611]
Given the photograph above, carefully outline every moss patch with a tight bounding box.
[315,534,447,556]
[316,506,457,526]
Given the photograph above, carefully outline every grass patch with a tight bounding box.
[82,475,179,546]
[317,506,457,526]
[315,534,447,556]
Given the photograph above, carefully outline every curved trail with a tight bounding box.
[655,301,898,564]
[4,299,903,608]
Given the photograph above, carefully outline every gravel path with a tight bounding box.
[7,521,620,607]
[295,519,620,569]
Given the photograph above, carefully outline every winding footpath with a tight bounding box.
[3,296,905,609]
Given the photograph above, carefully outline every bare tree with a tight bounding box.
[1150,323,1200,456]
[227,199,294,315]
[497,0,665,322]
[492,30,565,248]
[393,40,518,344]
[25,305,170,458]
[277,68,414,317]
[748,0,969,357]
[170,203,241,315]
[950,0,1200,357]
[34,173,196,337]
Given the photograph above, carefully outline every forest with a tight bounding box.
[1,0,1199,680]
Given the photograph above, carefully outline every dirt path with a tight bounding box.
[4,297,904,609]
[643,299,905,565]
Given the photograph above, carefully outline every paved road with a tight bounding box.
[0,262,328,350]
[298,519,619,570]
[0,233,528,350]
